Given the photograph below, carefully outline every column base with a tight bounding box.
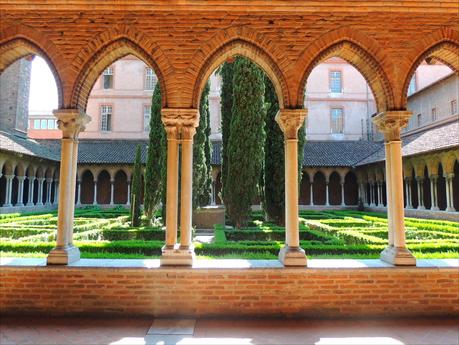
[431,206,440,211]
[160,244,194,266]
[380,245,416,266]
[417,206,425,210]
[16,203,24,207]
[446,207,456,212]
[278,246,307,267]
[47,245,80,265]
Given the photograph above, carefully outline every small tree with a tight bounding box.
[130,145,142,227]
[226,57,266,228]
[193,81,212,208]
[219,62,234,206]
[202,84,213,206]
[263,77,285,225]
[144,83,166,220]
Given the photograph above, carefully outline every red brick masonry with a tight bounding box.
[1,260,458,318]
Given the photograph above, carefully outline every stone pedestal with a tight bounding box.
[160,244,195,266]
[278,246,307,267]
[47,245,81,265]
[380,245,417,266]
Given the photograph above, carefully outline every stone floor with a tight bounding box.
[1,316,458,345]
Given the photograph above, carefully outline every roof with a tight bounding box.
[357,120,459,166]
[302,141,382,167]
[0,131,61,161]
[2,122,457,167]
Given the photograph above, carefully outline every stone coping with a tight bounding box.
[1,257,458,269]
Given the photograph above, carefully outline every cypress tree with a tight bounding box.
[263,77,285,225]
[219,62,234,205]
[193,81,212,208]
[202,89,213,206]
[144,83,166,220]
[130,145,142,227]
[226,57,266,228]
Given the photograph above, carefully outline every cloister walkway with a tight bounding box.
[1,315,458,345]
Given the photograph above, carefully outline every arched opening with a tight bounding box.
[11,167,19,205]
[299,171,310,205]
[328,172,341,205]
[97,170,111,205]
[344,171,358,205]
[113,170,128,204]
[382,181,387,206]
[437,163,447,211]
[423,166,432,210]
[80,170,95,205]
[0,165,7,206]
[453,160,459,211]
[313,171,326,205]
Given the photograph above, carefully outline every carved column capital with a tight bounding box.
[275,109,307,140]
[53,109,91,140]
[161,108,199,140]
[372,111,411,142]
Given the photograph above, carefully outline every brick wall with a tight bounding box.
[1,266,458,317]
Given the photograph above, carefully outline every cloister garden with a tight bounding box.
[2,207,458,260]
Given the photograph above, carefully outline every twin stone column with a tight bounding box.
[373,111,416,266]
[47,109,90,265]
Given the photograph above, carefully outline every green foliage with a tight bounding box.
[144,83,166,220]
[263,77,284,225]
[219,62,234,205]
[193,81,212,208]
[130,145,142,227]
[226,57,266,228]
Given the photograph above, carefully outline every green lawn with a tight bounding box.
[1,207,458,259]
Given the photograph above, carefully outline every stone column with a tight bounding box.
[110,179,115,205]
[325,179,330,206]
[36,178,45,206]
[430,175,439,211]
[93,178,98,205]
[16,176,25,206]
[4,175,14,207]
[369,182,376,207]
[76,179,81,206]
[404,177,412,209]
[445,173,455,212]
[416,177,425,210]
[309,177,314,206]
[378,182,383,206]
[48,109,90,265]
[126,180,131,206]
[340,179,345,206]
[53,179,59,205]
[276,109,308,266]
[373,111,415,266]
[45,178,53,205]
[27,177,35,206]
[160,108,199,266]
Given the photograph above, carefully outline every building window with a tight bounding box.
[40,119,47,129]
[451,100,457,115]
[103,67,113,89]
[144,105,151,132]
[47,119,55,129]
[33,119,40,129]
[329,71,342,93]
[331,108,344,134]
[100,105,112,132]
[145,67,156,90]
[417,113,422,127]
[431,107,437,122]
[408,75,416,96]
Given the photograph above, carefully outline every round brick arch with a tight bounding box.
[401,28,459,108]
[294,27,395,112]
[189,26,290,109]
[0,36,65,109]
[70,26,172,110]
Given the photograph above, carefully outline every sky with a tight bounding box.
[29,56,58,113]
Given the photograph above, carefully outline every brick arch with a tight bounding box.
[191,39,290,109]
[295,27,394,111]
[0,37,64,108]
[401,28,459,107]
[70,36,170,110]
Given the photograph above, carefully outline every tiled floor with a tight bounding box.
[1,316,458,345]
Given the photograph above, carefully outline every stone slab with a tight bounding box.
[148,318,196,335]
